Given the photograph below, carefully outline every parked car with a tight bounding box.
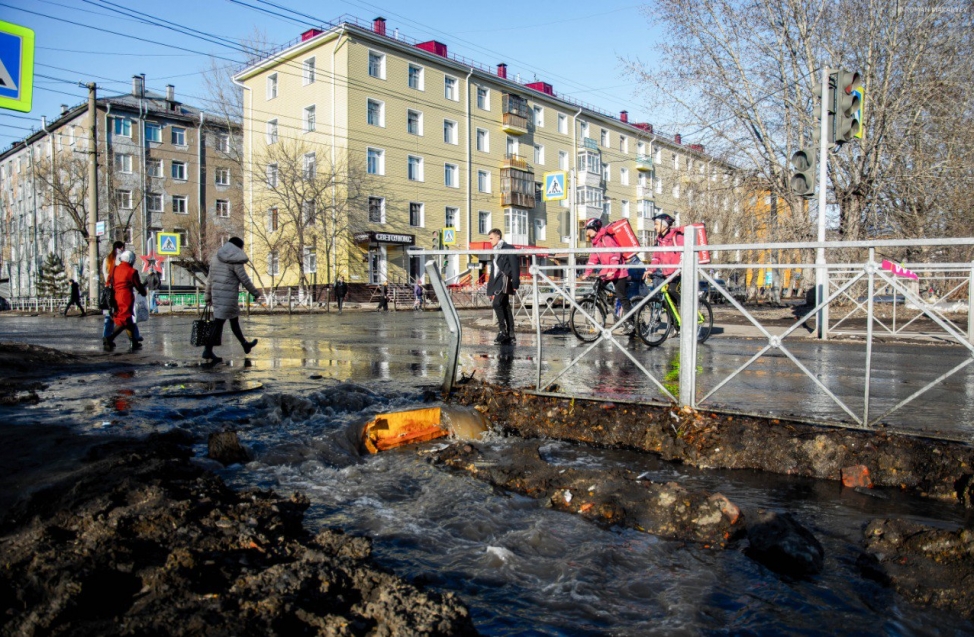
[855,294,906,304]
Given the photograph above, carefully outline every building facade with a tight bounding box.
[0,76,243,297]
[233,16,739,289]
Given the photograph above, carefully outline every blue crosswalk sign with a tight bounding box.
[543,171,567,202]
[157,232,180,256]
[0,20,35,113]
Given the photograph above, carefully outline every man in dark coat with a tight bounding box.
[63,279,85,317]
[145,270,161,313]
[486,228,520,344]
[334,276,348,314]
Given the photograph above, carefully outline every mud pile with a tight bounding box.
[0,430,477,636]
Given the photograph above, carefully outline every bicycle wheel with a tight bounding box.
[635,297,672,347]
[570,298,606,342]
[696,298,714,344]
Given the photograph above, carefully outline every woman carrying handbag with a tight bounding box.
[202,237,262,363]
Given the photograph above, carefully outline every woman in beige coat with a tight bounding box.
[202,237,262,362]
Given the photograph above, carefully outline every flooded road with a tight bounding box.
[2,311,973,634]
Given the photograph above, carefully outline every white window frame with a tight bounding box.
[367,147,385,176]
[172,195,188,214]
[603,164,611,183]
[147,158,163,178]
[559,150,568,171]
[621,200,630,218]
[303,152,316,180]
[580,121,589,139]
[534,144,544,165]
[267,73,278,99]
[620,167,629,186]
[443,119,458,145]
[147,192,163,213]
[216,199,230,218]
[476,86,490,110]
[407,155,424,182]
[303,104,316,133]
[114,153,132,174]
[408,64,424,90]
[215,167,230,186]
[444,75,458,101]
[267,207,279,232]
[266,119,278,144]
[409,202,425,228]
[673,183,680,199]
[171,126,186,146]
[656,176,663,194]
[304,246,317,273]
[114,118,132,137]
[116,189,133,210]
[302,200,316,225]
[655,147,662,163]
[620,135,628,154]
[477,170,491,193]
[171,161,187,181]
[368,196,386,223]
[533,105,544,127]
[268,250,280,276]
[445,206,459,230]
[145,122,161,143]
[216,134,230,153]
[303,57,316,85]
[266,163,278,187]
[478,211,491,235]
[444,163,459,188]
[601,128,609,147]
[407,109,423,136]
[557,113,567,135]
[366,99,385,127]
[367,51,385,80]
[476,128,489,153]
[534,217,546,242]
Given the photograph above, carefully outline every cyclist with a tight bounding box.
[645,213,685,308]
[580,217,632,328]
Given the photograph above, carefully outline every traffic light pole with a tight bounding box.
[815,66,830,340]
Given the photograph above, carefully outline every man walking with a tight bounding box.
[486,228,519,344]
[145,269,161,313]
[334,276,348,314]
[63,279,85,317]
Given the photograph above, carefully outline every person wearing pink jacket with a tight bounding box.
[580,217,632,324]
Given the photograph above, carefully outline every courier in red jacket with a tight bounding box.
[646,213,685,304]
[581,217,633,324]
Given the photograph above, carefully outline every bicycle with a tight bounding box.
[569,278,640,342]
[635,277,713,347]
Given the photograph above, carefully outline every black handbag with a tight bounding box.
[191,306,221,347]
[97,286,114,311]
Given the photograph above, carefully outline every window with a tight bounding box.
[367,147,385,175]
[478,211,491,235]
[267,73,278,99]
[171,127,186,145]
[673,183,680,198]
[576,186,603,208]
[445,206,458,229]
[266,119,278,144]
[407,109,423,136]
[215,167,230,185]
[116,190,132,209]
[303,105,316,132]
[266,163,278,187]
[303,57,316,84]
[216,199,230,218]
[444,163,458,188]
[559,150,568,171]
[577,150,601,175]
[216,135,230,153]
[601,129,609,147]
[268,251,280,276]
[506,136,518,157]
[534,217,546,241]
[655,147,662,163]
[638,141,646,156]
[267,207,278,232]
[620,135,628,154]
[147,193,163,212]
[176,229,189,250]
[147,159,163,178]
[533,105,544,127]
[443,119,457,144]
[145,122,161,143]
[444,75,457,100]
[304,247,317,273]
[368,196,385,223]
[580,121,589,139]
[603,164,610,182]
[477,170,490,193]
[476,128,489,152]
[534,144,544,165]
[407,155,424,181]
[621,200,630,218]
[303,152,316,180]
[302,200,315,224]
[409,202,424,227]
[558,113,567,134]
[408,64,424,90]
[477,86,489,110]
[505,208,528,245]
[172,195,187,214]
[367,99,384,127]
[656,176,663,194]
[114,153,132,173]
[603,200,611,217]
[367,52,384,79]
[114,118,131,137]
[620,168,629,186]
[171,161,187,180]
[672,152,678,170]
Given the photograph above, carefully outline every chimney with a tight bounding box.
[415,40,448,57]
[689,143,704,153]
[373,17,386,35]
[166,85,175,102]
[674,133,682,145]
[497,63,507,79]
[61,104,68,114]
[620,110,628,123]
[301,28,323,41]
[41,116,47,129]
[526,81,554,96]
[132,74,145,97]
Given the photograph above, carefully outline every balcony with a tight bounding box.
[636,154,654,171]
[501,154,531,171]
[577,204,603,220]
[583,137,599,150]
[501,191,535,208]
[501,112,528,135]
[637,185,654,199]
[501,159,535,209]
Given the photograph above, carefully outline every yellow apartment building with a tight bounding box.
[233,16,739,290]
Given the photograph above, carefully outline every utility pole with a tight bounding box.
[86,82,99,307]
[815,67,830,340]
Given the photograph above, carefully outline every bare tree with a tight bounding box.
[626,0,974,250]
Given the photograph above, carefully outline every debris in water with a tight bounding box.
[362,407,448,453]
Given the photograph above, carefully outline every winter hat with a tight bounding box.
[119,250,136,265]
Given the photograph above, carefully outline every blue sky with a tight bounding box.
[0,0,668,144]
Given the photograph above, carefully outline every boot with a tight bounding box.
[242,339,258,355]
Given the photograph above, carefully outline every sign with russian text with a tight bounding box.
[881,259,917,280]
[95,221,105,237]
[542,171,567,202]
[0,20,34,113]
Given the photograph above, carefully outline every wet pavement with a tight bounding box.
[1,308,972,438]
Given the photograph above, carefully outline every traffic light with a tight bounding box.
[558,210,572,239]
[811,76,836,146]
[834,70,862,145]
[789,147,817,198]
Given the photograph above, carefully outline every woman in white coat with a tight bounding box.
[202,237,262,363]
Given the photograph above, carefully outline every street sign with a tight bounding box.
[542,171,567,202]
[95,221,105,237]
[881,259,918,280]
[442,227,456,245]
[0,20,35,113]
[157,232,181,256]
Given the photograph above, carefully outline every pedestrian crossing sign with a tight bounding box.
[157,232,180,256]
[0,20,35,113]
[442,227,456,245]
[543,171,567,202]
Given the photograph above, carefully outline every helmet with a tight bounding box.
[652,213,675,226]
[584,217,603,233]
[119,250,136,265]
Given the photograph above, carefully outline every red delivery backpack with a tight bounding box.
[684,222,711,265]
[605,219,641,261]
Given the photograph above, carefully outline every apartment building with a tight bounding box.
[233,16,739,288]
[0,76,242,297]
